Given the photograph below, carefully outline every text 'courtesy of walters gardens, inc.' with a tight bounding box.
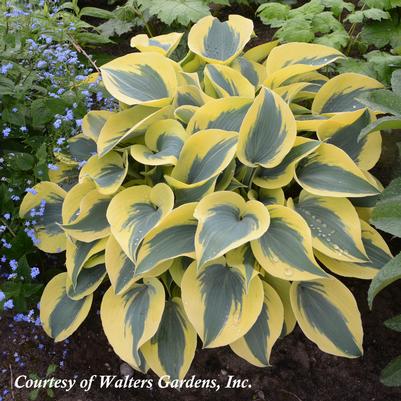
[14,374,253,392]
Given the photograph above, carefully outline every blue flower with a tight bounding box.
[0,63,13,75]
[9,259,18,271]
[25,187,38,195]
[36,60,47,69]
[53,119,62,129]
[0,291,5,302]
[31,267,40,279]
[3,213,10,220]
[1,239,12,249]
[47,163,59,171]
[2,127,11,138]
[3,299,14,310]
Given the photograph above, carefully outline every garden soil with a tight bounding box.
[2,276,401,401]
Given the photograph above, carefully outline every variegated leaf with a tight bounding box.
[290,277,363,358]
[294,191,368,263]
[194,191,270,268]
[101,278,165,371]
[188,15,253,64]
[204,64,255,99]
[251,205,328,280]
[254,137,320,189]
[130,119,188,166]
[100,52,177,106]
[312,73,384,115]
[142,298,197,380]
[130,32,183,56]
[40,273,92,342]
[66,237,108,288]
[135,203,198,276]
[79,151,128,195]
[181,258,264,348]
[107,183,174,262]
[62,189,112,242]
[187,97,252,135]
[82,110,115,143]
[237,87,296,168]
[295,142,381,197]
[165,129,238,189]
[19,182,66,253]
[230,281,284,367]
[316,220,393,279]
[317,109,381,170]
[97,104,172,157]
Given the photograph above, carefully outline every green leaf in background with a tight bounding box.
[384,314,401,332]
[358,89,401,116]
[361,14,401,49]
[391,69,401,95]
[314,29,349,49]
[381,355,401,387]
[336,58,377,80]
[97,19,139,38]
[75,32,113,45]
[137,0,210,26]
[79,7,115,19]
[12,153,36,171]
[346,9,390,23]
[371,178,401,237]
[31,98,67,127]
[359,116,401,140]
[276,17,315,43]
[322,0,354,17]
[0,75,15,95]
[256,3,290,26]
[368,252,401,309]
[362,0,393,10]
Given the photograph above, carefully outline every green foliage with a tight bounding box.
[256,0,351,48]
[137,0,210,26]
[257,0,401,85]
[364,69,401,386]
[358,69,401,135]
[28,364,58,400]
[0,0,115,314]
[370,178,401,237]
[369,251,401,386]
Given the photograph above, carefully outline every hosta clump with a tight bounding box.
[20,14,394,380]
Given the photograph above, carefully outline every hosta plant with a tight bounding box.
[20,14,394,380]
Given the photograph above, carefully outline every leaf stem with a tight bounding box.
[1,217,16,237]
[67,34,100,73]
[247,168,257,190]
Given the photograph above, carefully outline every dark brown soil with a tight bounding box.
[1,273,401,401]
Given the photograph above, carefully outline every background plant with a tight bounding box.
[256,0,401,85]
[19,14,396,380]
[0,0,116,315]
[354,69,401,386]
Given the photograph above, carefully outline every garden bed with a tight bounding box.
[2,278,401,401]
